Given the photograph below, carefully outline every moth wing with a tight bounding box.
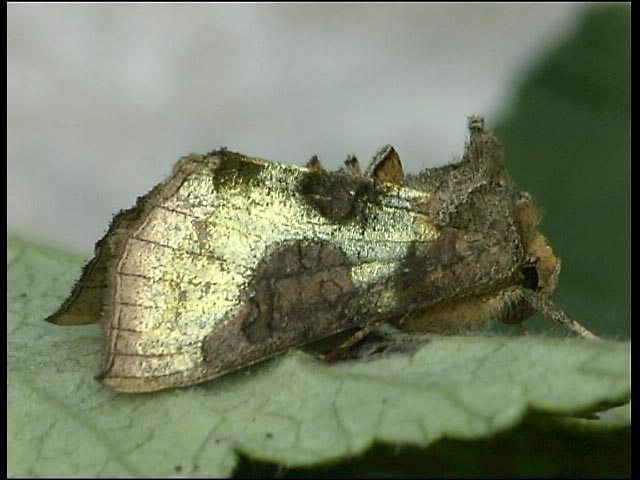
[95,155,364,392]
[98,226,359,392]
[86,152,440,393]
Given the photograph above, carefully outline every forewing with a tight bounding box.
[97,153,440,392]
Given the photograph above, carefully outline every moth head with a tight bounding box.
[497,193,561,327]
[498,192,598,339]
[514,193,560,299]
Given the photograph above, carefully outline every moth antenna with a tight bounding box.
[519,289,600,340]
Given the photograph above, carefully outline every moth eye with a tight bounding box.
[520,265,539,291]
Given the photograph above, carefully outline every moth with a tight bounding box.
[47,117,597,393]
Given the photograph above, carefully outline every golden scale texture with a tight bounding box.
[47,117,597,393]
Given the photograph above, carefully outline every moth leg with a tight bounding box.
[323,320,385,363]
[519,289,600,340]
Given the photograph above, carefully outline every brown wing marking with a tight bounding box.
[202,240,356,377]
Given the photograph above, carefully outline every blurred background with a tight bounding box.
[7,3,594,250]
[7,3,629,338]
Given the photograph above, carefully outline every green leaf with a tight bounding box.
[7,236,630,477]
